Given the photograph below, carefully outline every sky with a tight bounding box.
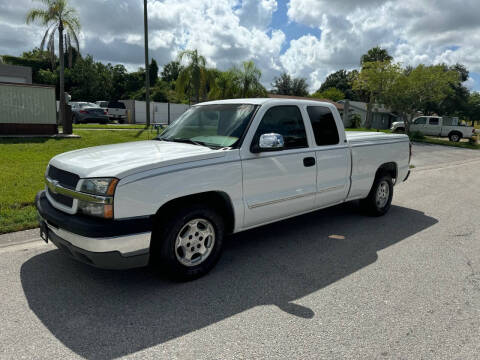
[1,0,479,92]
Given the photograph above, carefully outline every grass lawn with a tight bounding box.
[0,129,157,234]
[72,124,157,129]
[412,137,480,150]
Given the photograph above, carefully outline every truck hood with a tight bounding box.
[49,140,226,179]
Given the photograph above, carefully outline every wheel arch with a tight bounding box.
[375,162,397,182]
[154,191,235,234]
[448,130,462,138]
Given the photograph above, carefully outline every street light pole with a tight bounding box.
[143,0,150,128]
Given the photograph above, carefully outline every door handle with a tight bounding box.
[303,157,316,167]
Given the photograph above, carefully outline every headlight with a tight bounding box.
[78,178,118,219]
[80,178,118,196]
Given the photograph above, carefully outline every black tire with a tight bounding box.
[360,174,393,216]
[118,119,125,124]
[448,132,461,142]
[72,115,78,124]
[150,204,225,281]
[394,128,405,133]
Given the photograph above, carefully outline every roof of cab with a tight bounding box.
[196,98,338,108]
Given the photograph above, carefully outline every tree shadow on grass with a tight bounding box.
[21,203,437,359]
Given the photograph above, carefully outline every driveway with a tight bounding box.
[1,143,479,359]
[410,141,480,168]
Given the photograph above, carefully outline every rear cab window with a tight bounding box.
[428,118,440,125]
[306,106,340,146]
[108,101,126,109]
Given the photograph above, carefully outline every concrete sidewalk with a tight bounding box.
[0,229,41,248]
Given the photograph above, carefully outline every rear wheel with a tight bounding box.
[449,132,461,142]
[150,204,225,281]
[361,174,393,216]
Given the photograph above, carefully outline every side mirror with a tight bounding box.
[252,133,284,152]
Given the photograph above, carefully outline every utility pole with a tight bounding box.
[143,0,150,128]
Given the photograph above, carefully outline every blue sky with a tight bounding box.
[0,0,479,91]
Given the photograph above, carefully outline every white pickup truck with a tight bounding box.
[391,116,475,142]
[36,99,411,280]
[95,101,127,123]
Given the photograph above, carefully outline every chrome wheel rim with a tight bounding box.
[175,218,215,267]
[451,135,459,142]
[375,180,390,208]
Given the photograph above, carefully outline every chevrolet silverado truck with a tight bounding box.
[36,98,411,280]
[391,115,475,142]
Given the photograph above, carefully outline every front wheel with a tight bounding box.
[361,174,393,216]
[150,205,225,281]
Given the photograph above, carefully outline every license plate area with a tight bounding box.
[39,220,49,243]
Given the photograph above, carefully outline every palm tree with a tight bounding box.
[234,61,266,98]
[208,69,239,100]
[26,0,80,134]
[176,49,207,104]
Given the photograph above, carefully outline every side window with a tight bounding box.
[253,106,308,150]
[306,106,340,146]
[429,118,439,125]
[414,117,427,125]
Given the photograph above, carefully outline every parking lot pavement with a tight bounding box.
[1,144,480,359]
[411,141,480,168]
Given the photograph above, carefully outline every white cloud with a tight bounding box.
[2,0,480,92]
[283,0,480,91]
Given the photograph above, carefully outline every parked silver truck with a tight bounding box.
[391,116,475,142]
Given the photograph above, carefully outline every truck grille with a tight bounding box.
[47,166,79,208]
[47,187,74,207]
[48,166,79,189]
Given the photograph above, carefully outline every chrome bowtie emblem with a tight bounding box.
[51,180,60,194]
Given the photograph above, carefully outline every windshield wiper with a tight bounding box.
[156,137,215,149]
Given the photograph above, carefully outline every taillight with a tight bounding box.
[104,110,107,115]
[79,110,87,113]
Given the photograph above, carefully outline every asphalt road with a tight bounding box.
[1,143,480,359]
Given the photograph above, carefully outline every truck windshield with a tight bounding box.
[157,104,257,148]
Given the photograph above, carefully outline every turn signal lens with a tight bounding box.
[106,178,119,196]
[104,205,114,219]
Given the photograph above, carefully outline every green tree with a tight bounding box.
[2,49,54,84]
[361,46,393,64]
[208,69,239,100]
[432,64,470,117]
[176,49,208,103]
[464,92,480,126]
[312,87,345,102]
[161,61,183,84]
[318,69,359,100]
[271,72,309,96]
[26,0,81,134]
[234,60,266,98]
[353,61,402,128]
[383,64,460,133]
[149,58,159,86]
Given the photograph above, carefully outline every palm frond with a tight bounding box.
[67,28,80,52]
[39,22,56,50]
[26,9,52,25]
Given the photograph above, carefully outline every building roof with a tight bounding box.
[267,94,344,110]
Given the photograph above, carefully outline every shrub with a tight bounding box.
[350,113,362,128]
[409,131,425,140]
